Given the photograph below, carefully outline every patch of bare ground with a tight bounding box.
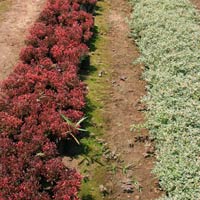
[0,0,46,81]
[102,0,163,199]
[191,0,200,8]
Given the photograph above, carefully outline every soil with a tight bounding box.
[191,0,200,8]
[100,0,163,199]
[0,0,46,81]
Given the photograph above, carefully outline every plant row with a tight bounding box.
[0,0,96,199]
[130,0,200,199]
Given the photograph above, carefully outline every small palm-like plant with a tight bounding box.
[60,114,87,145]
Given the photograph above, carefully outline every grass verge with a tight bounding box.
[77,1,112,199]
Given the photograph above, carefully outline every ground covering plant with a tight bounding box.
[130,0,200,199]
[0,0,96,199]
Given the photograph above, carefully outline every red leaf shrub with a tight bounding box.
[0,0,96,199]
[0,137,81,200]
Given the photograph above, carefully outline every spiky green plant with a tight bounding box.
[61,114,87,145]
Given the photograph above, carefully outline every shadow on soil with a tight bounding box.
[82,194,95,200]
[58,23,100,157]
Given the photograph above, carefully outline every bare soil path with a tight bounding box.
[100,0,163,199]
[0,0,46,80]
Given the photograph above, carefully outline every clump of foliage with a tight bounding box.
[0,0,96,199]
[130,0,200,199]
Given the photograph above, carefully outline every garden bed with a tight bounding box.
[130,0,200,199]
[0,0,96,199]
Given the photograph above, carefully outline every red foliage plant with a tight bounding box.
[0,0,96,199]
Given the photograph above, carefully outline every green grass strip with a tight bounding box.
[129,0,200,199]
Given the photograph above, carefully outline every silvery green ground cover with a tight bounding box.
[130,0,200,199]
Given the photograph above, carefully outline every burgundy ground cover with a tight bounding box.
[0,0,96,199]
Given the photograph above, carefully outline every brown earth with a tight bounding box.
[191,0,200,8]
[101,0,163,199]
[0,0,46,81]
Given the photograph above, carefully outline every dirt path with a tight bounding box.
[0,0,46,80]
[100,0,163,199]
